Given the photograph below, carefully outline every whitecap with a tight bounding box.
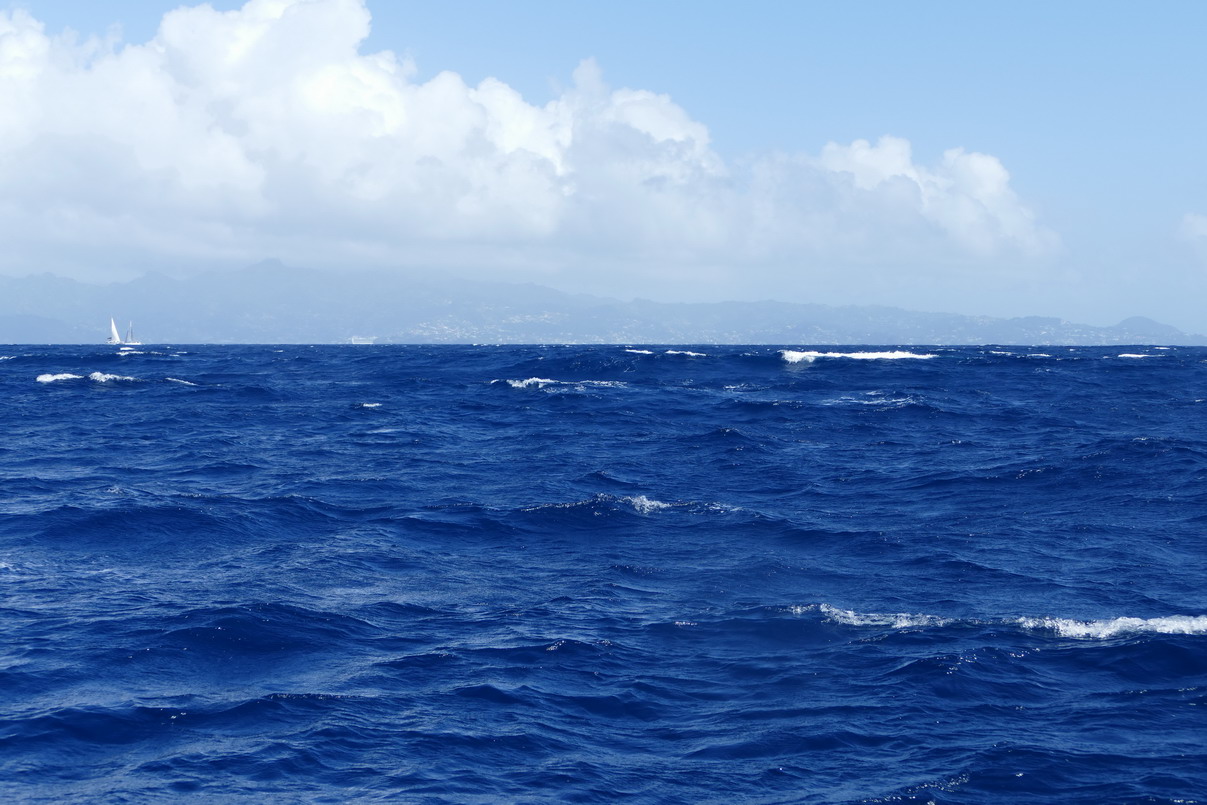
[1117,353,1155,359]
[625,349,654,355]
[666,350,707,357]
[1018,615,1207,639]
[358,402,383,408]
[495,378,626,390]
[89,372,137,383]
[497,377,558,389]
[626,495,672,515]
[818,603,950,629]
[165,377,198,386]
[36,373,84,383]
[781,350,936,363]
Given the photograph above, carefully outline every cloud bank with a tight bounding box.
[0,0,1057,299]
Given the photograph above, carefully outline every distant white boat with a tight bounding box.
[107,318,143,346]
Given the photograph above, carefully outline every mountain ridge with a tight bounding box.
[1,265,1202,345]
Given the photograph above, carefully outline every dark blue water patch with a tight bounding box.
[2,344,1206,803]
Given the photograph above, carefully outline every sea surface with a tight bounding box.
[2,344,1205,804]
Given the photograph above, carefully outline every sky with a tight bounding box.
[2,0,1206,330]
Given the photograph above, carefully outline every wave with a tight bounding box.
[787,604,1207,639]
[815,603,951,629]
[624,349,654,355]
[521,493,677,517]
[165,377,198,386]
[780,350,938,363]
[498,377,558,389]
[819,392,921,408]
[1117,353,1157,359]
[626,495,672,515]
[494,378,627,390]
[1018,615,1207,638]
[36,371,141,383]
[665,350,707,357]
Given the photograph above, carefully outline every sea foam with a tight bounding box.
[626,495,672,515]
[495,378,626,390]
[1018,615,1207,638]
[780,350,937,364]
[816,603,950,629]
[499,377,558,389]
[36,373,84,383]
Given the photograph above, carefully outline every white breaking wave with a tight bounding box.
[780,350,937,364]
[1117,353,1156,359]
[165,377,198,386]
[494,378,626,390]
[626,495,672,515]
[89,372,137,383]
[625,349,654,355]
[666,350,707,357]
[358,402,383,408]
[36,373,83,383]
[1018,615,1207,639]
[790,604,1207,639]
[498,377,558,389]
[817,603,950,629]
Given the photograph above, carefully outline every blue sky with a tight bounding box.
[5,0,1207,330]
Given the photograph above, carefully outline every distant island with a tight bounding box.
[1,262,1203,346]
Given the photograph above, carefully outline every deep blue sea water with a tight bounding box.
[2,344,1205,804]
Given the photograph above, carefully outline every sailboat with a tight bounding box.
[123,322,142,346]
[106,318,143,346]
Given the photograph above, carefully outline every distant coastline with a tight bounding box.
[1,265,1203,346]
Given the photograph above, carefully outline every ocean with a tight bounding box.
[2,344,1205,804]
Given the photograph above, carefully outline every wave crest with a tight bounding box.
[780,350,937,364]
[1018,615,1207,639]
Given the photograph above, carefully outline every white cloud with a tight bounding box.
[0,0,1058,295]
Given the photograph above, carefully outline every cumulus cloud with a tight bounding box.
[0,0,1057,294]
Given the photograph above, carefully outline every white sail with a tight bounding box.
[107,318,122,345]
[124,322,141,346]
